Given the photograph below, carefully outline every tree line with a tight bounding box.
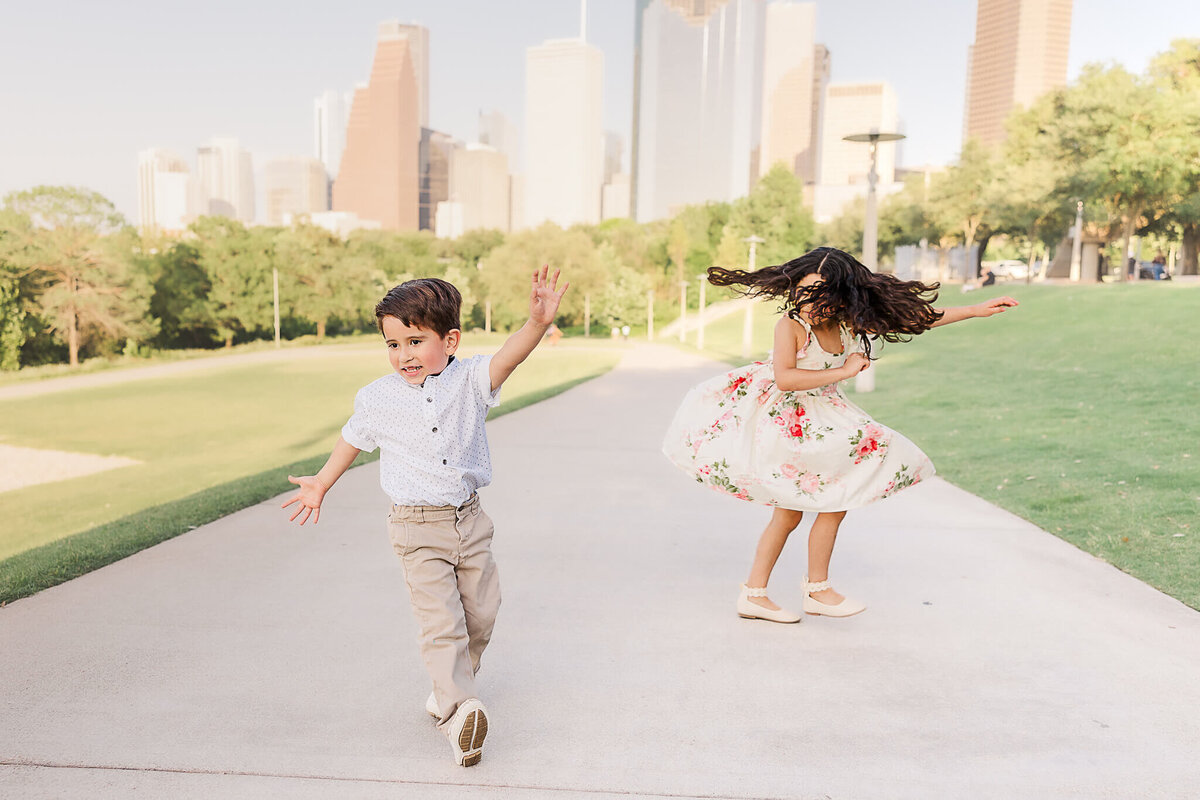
[823,40,1200,278]
[0,165,812,369]
[2,41,1195,371]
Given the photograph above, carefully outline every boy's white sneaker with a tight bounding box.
[447,698,489,767]
[425,691,440,719]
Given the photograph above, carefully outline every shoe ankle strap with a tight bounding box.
[806,579,831,593]
[743,584,768,597]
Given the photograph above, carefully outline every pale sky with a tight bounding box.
[1,0,1196,223]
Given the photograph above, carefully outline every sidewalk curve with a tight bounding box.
[2,343,1198,799]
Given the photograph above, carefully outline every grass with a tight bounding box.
[680,282,1200,609]
[0,331,520,387]
[0,339,621,603]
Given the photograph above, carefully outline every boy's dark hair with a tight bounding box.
[375,278,462,337]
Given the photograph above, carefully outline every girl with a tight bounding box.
[662,247,1016,623]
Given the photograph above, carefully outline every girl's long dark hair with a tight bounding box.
[707,246,943,359]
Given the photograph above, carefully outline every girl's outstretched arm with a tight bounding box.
[930,296,1018,327]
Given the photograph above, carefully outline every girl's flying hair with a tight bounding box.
[707,246,944,359]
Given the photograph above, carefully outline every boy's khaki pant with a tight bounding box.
[388,495,500,731]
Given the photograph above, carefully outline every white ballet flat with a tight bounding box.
[803,577,866,617]
[737,584,802,623]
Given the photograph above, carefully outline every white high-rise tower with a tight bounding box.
[523,2,603,227]
[137,149,192,234]
[195,138,255,222]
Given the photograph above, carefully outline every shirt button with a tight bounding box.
[427,397,432,403]
[442,459,448,465]
[432,427,438,432]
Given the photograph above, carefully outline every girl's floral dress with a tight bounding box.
[662,317,934,512]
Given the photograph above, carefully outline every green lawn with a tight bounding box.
[0,339,620,602]
[0,331,518,387]
[681,282,1200,609]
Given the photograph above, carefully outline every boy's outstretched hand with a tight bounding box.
[973,296,1019,317]
[529,265,569,325]
[281,474,326,525]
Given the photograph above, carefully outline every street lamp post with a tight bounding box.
[1069,200,1084,282]
[272,268,281,348]
[678,281,687,343]
[843,130,906,271]
[696,276,707,350]
[742,235,764,360]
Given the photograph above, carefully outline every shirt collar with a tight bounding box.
[399,354,458,390]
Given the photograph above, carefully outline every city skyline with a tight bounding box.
[2,0,1196,224]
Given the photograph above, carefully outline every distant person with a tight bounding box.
[960,264,994,293]
[662,247,1016,623]
[282,269,569,767]
[1151,250,1169,280]
[544,322,563,345]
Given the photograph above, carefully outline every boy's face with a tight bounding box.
[381,316,460,385]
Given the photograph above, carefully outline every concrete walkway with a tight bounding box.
[2,345,1199,799]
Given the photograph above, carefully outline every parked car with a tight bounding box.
[990,260,1029,280]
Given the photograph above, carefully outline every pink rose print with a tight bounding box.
[797,473,820,494]
[780,463,799,479]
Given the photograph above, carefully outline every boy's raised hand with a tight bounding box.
[529,265,569,325]
[281,474,326,525]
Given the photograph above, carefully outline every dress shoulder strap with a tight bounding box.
[789,313,813,357]
[791,313,813,333]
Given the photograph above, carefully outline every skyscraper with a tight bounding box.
[813,82,901,223]
[602,131,623,186]
[420,128,455,231]
[313,89,350,181]
[759,3,826,185]
[631,0,766,222]
[137,149,192,234]
[395,23,430,129]
[263,157,329,226]
[964,0,1073,147]
[447,143,511,235]
[333,22,423,231]
[195,138,255,222]
[479,110,520,172]
[524,36,603,227]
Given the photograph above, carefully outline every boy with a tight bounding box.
[282,267,568,766]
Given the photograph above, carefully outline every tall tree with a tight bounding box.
[929,139,999,277]
[277,224,379,340]
[2,186,155,366]
[1146,39,1200,275]
[479,223,603,331]
[0,209,30,369]
[718,166,814,269]
[667,203,726,290]
[995,101,1074,281]
[147,240,218,348]
[1044,64,1188,281]
[190,216,273,348]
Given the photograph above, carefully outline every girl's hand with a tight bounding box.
[529,265,569,326]
[281,474,327,525]
[973,296,1018,317]
[843,353,871,375]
